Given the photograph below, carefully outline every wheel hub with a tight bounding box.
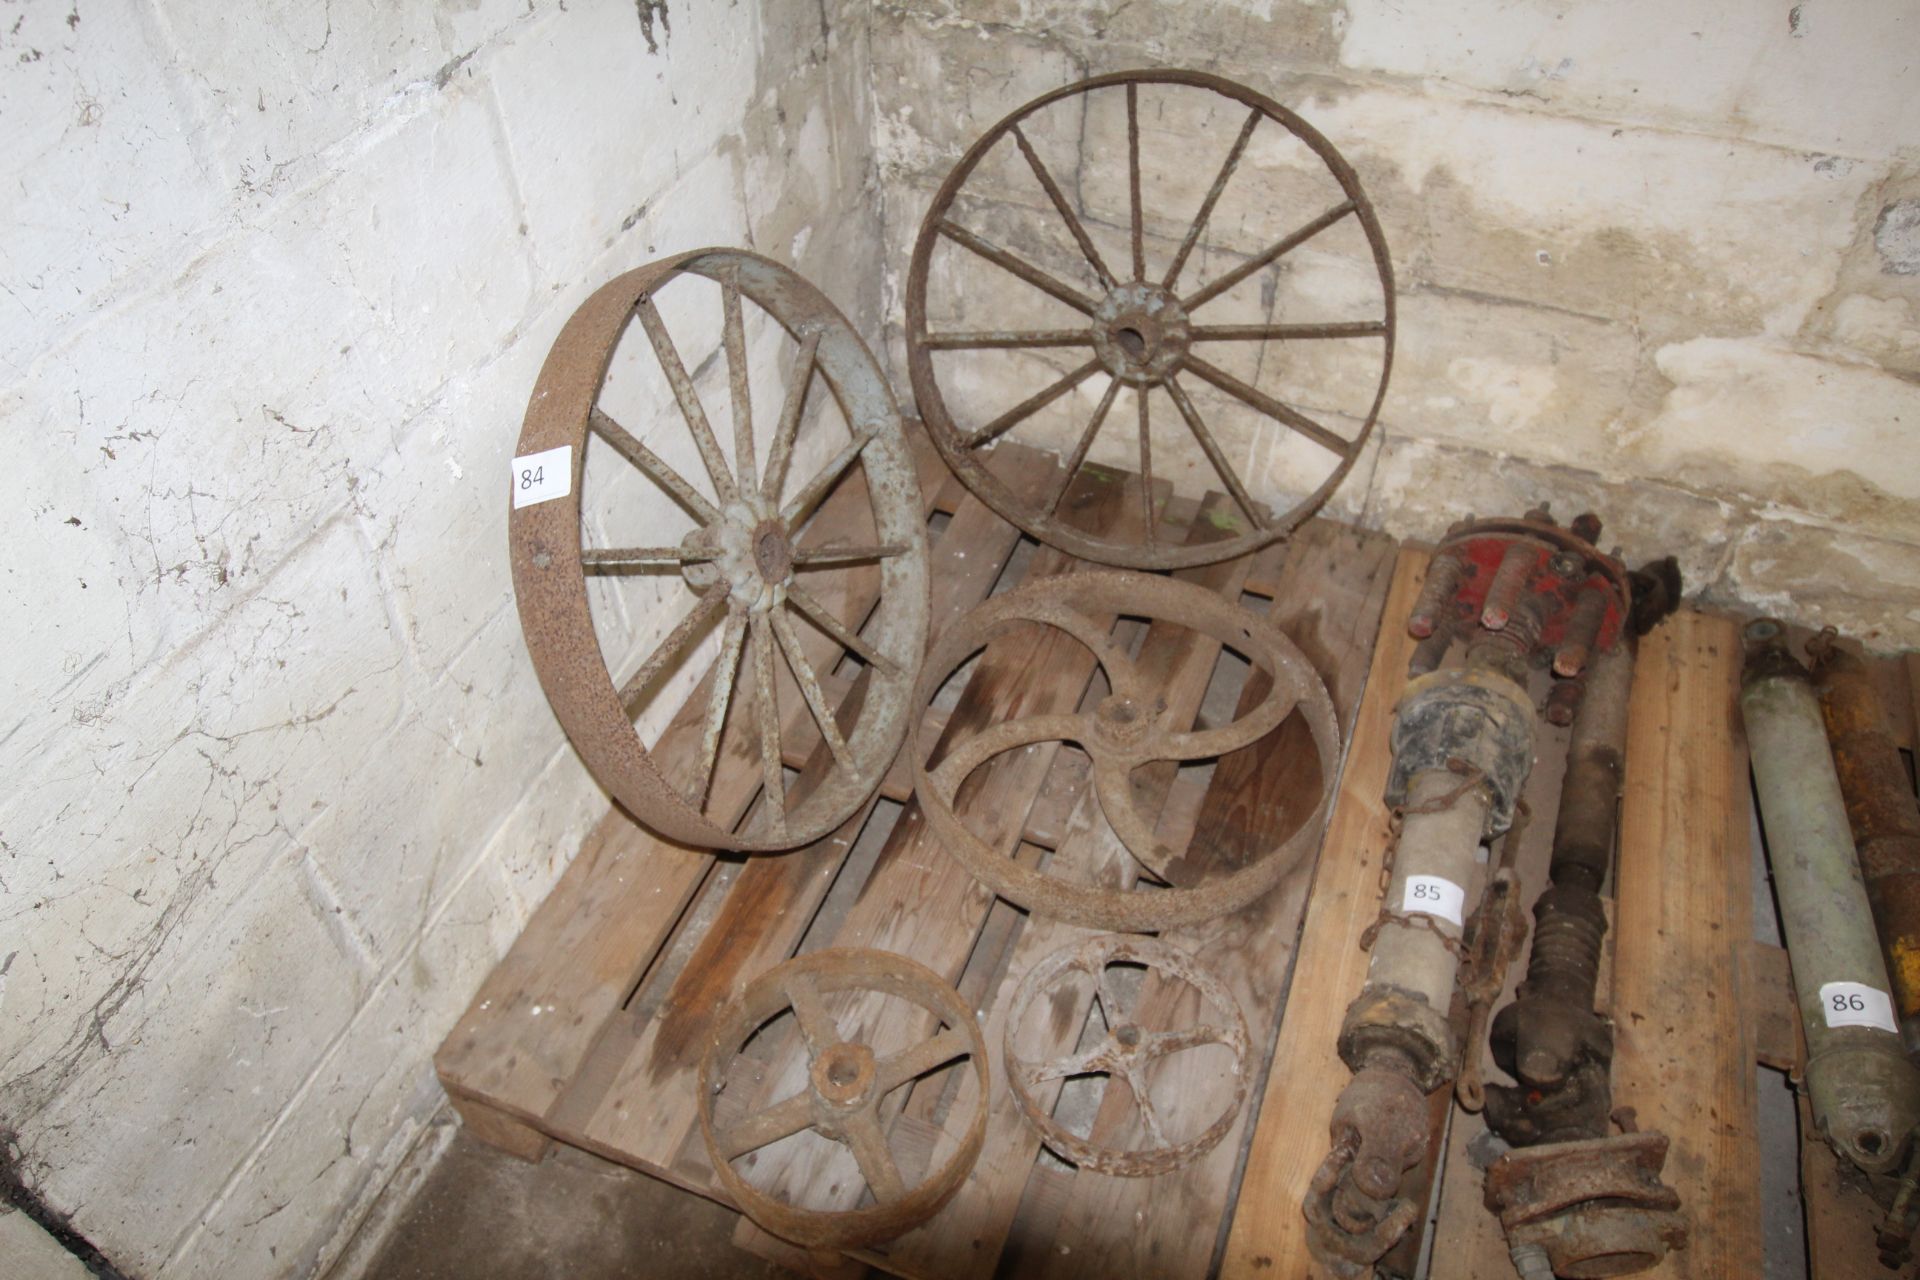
[685,501,791,611]
[1092,282,1190,386]
[809,1040,877,1109]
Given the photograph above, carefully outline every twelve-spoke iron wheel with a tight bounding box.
[697,949,989,1250]
[510,249,929,851]
[907,69,1395,570]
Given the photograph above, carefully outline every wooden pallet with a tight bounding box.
[435,425,1398,1277]
[438,427,1920,1278]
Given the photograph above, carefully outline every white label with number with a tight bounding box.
[1402,875,1466,928]
[1820,981,1898,1033]
[511,445,572,509]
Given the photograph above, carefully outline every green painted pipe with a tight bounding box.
[1742,619,1920,1176]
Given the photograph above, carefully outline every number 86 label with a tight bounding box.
[1819,981,1897,1033]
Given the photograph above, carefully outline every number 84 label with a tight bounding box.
[511,445,573,510]
[1819,981,1898,1033]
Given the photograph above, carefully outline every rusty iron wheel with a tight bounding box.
[510,249,930,851]
[906,68,1395,570]
[696,949,990,1250]
[909,571,1340,931]
[1005,935,1251,1176]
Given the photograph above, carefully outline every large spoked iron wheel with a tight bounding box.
[907,69,1395,570]
[510,249,929,851]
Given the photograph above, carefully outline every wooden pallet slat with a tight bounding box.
[1611,611,1762,1280]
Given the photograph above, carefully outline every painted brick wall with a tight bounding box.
[869,0,1920,647]
[0,2,881,1275]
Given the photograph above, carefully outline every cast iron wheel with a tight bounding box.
[907,68,1395,570]
[909,571,1340,932]
[510,249,929,851]
[697,949,990,1250]
[1005,934,1251,1176]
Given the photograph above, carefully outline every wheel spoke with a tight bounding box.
[920,328,1096,351]
[786,585,900,677]
[937,220,1099,317]
[1190,320,1388,342]
[749,613,787,839]
[790,542,908,567]
[1182,198,1356,311]
[780,426,877,530]
[687,608,748,810]
[770,609,850,765]
[581,546,716,568]
[1136,386,1156,545]
[1125,1065,1173,1149]
[762,330,821,506]
[1027,1045,1112,1086]
[1012,124,1116,289]
[783,972,841,1056]
[1125,81,1145,282]
[963,358,1102,449]
[722,274,756,495]
[1162,107,1261,291]
[635,296,738,504]
[618,588,727,712]
[1041,377,1122,518]
[1095,965,1132,1029]
[1180,354,1354,457]
[715,1092,816,1161]
[841,1107,907,1204]
[874,1026,973,1094]
[1163,374,1268,531]
[1142,1025,1229,1060]
[589,408,721,526]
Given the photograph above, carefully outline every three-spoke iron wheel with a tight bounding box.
[510,249,930,851]
[907,68,1395,570]
[910,571,1340,932]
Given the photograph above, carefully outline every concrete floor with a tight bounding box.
[352,1125,807,1280]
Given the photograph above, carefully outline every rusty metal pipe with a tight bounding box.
[1488,645,1630,1146]
[1742,620,1920,1177]
[1812,635,1920,1061]
[1308,635,1536,1272]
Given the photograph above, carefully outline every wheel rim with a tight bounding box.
[511,249,930,851]
[907,68,1395,570]
[909,571,1340,932]
[696,949,989,1249]
[1005,935,1251,1176]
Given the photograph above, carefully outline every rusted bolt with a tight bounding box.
[1571,512,1603,544]
[1408,549,1467,639]
[1554,585,1610,677]
[1481,541,1538,631]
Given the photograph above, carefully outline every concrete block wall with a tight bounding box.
[868,0,1920,648]
[0,2,880,1275]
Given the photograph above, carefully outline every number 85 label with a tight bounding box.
[1819,981,1897,1033]
[1401,875,1465,928]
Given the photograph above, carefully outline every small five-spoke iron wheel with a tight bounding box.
[907,69,1395,570]
[1005,935,1252,1176]
[510,249,929,851]
[697,949,990,1250]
